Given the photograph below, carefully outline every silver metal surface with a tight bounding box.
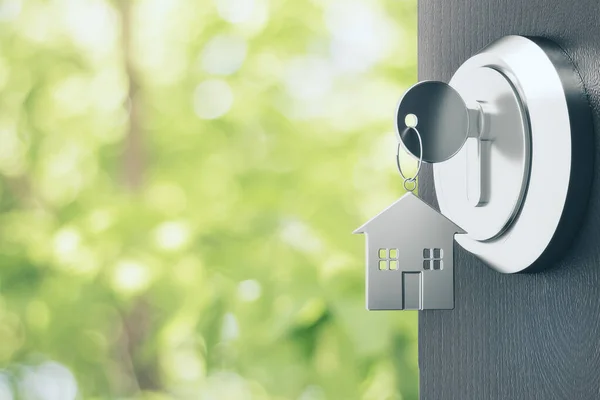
[396,81,475,163]
[433,35,593,273]
[354,192,465,310]
[435,66,530,241]
[396,80,489,204]
[466,136,491,206]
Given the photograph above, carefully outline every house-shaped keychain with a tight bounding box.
[354,192,465,310]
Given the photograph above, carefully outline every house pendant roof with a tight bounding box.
[354,192,465,235]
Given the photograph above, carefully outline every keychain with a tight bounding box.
[354,115,465,310]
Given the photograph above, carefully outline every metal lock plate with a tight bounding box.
[433,35,593,273]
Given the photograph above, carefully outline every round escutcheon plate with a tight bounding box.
[433,35,594,273]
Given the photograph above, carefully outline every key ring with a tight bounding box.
[396,124,423,192]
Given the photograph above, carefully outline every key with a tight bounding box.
[396,81,489,206]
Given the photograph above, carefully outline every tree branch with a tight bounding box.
[120,0,145,191]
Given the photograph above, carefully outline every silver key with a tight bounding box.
[396,80,489,206]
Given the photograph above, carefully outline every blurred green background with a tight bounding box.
[0,0,418,398]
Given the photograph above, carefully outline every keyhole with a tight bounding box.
[405,113,418,128]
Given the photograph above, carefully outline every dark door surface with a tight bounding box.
[418,1,600,399]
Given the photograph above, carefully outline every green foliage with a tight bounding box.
[0,0,418,398]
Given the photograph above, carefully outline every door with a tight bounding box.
[418,1,600,399]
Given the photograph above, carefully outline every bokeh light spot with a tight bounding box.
[53,228,81,259]
[112,260,152,295]
[154,221,191,251]
[63,0,118,58]
[325,0,396,73]
[0,374,13,400]
[0,0,20,21]
[284,56,333,101]
[193,79,234,120]
[201,34,247,76]
[221,313,239,341]
[19,362,78,400]
[237,280,262,302]
[214,0,255,24]
[280,219,323,254]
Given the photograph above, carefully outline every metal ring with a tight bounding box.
[396,126,423,189]
[403,179,417,192]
